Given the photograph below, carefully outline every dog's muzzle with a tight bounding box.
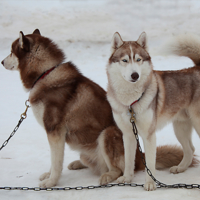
[131,72,139,82]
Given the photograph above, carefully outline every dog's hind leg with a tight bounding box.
[192,116,200,140]
[98,127,123,185]
[68,153,91,170]
[170,120,194,174]
[39,130,66,188]
[68,159,88,170]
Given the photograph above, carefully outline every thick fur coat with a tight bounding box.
[1,30,198,188]
[106,32,200,190]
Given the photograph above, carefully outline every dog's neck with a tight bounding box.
[130,92,145,107]
[19,39,65,91]
[32,65,58,88]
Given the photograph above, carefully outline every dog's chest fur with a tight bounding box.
[111,95,154,136]
[107,69,159,134]
[31,100,45,128]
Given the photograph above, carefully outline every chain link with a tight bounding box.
[0,100,30,151]
[130,120,200,190]
[0,116,24,151]
[0,101,200,191]
[0,183,145,191]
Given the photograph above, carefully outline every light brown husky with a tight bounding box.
[1,29,198,188]
[106,32,200,190]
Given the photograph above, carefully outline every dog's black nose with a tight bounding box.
[131,72,139,82]
[1,60,4,66]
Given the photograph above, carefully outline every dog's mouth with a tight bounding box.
[1,60,13,70]
[1,60,15,70]
[131,79,138,83]
[4,66,14,70]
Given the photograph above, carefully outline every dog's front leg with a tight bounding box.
[112,112,136,183]
[114,119,136,184]
[39,131,65,188]
[117,130,137,183]
[141,132,156,191]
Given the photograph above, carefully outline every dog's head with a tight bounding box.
[1,29,41,71]
[108,32,152,83]
[1,29,65,89]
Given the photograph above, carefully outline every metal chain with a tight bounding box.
[0,100,30,151]
[129,106,200,189]
[0,183,145,191]
[0,102,200,191]
[0,100,144,191]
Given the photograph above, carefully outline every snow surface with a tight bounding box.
[0,0,200,199]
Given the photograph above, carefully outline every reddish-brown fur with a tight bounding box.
[4,30,199,187]
[106,33,200,188]
[155,67,200,116]
[109,42,150,65]
[156,145,199,169]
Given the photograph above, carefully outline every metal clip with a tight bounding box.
[129,106,136,123]
[20,100,30,119]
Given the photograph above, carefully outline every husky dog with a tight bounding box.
[106,32,200,190]
[0,29,143,187]
[1,30,198,188]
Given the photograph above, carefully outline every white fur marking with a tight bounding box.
[119,46,141,83]
[31,102,45,128]
[2,53,19,70]
[40,133,66,188]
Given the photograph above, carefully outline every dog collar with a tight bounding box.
[32,65,57,88]
[130,92,144,107]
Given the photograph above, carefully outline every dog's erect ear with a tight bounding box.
[137,32,148,51]
[111,32,123,54]
[19,31,30,52]
[33,29,41,35]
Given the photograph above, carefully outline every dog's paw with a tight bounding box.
[39,172,50,181]
[117,175,132,183]
[68,160,87,170]
[170,166,186,174]
[99,174,113,185]
[39,178,57,188]
[144,182,156,191]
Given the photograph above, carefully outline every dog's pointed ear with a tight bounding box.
[137,32,148,51]
[33,29,41,35]
[19,31,30,51]
[111,32,123,54]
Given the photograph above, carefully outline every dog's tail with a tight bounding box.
[164,34,200,65]
[155,145,199,169]
[135,145,199,171]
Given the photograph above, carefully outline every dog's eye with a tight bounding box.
[122,59,128,63]
[136,58,141,62]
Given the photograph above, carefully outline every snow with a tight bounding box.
[0,0,200,199]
